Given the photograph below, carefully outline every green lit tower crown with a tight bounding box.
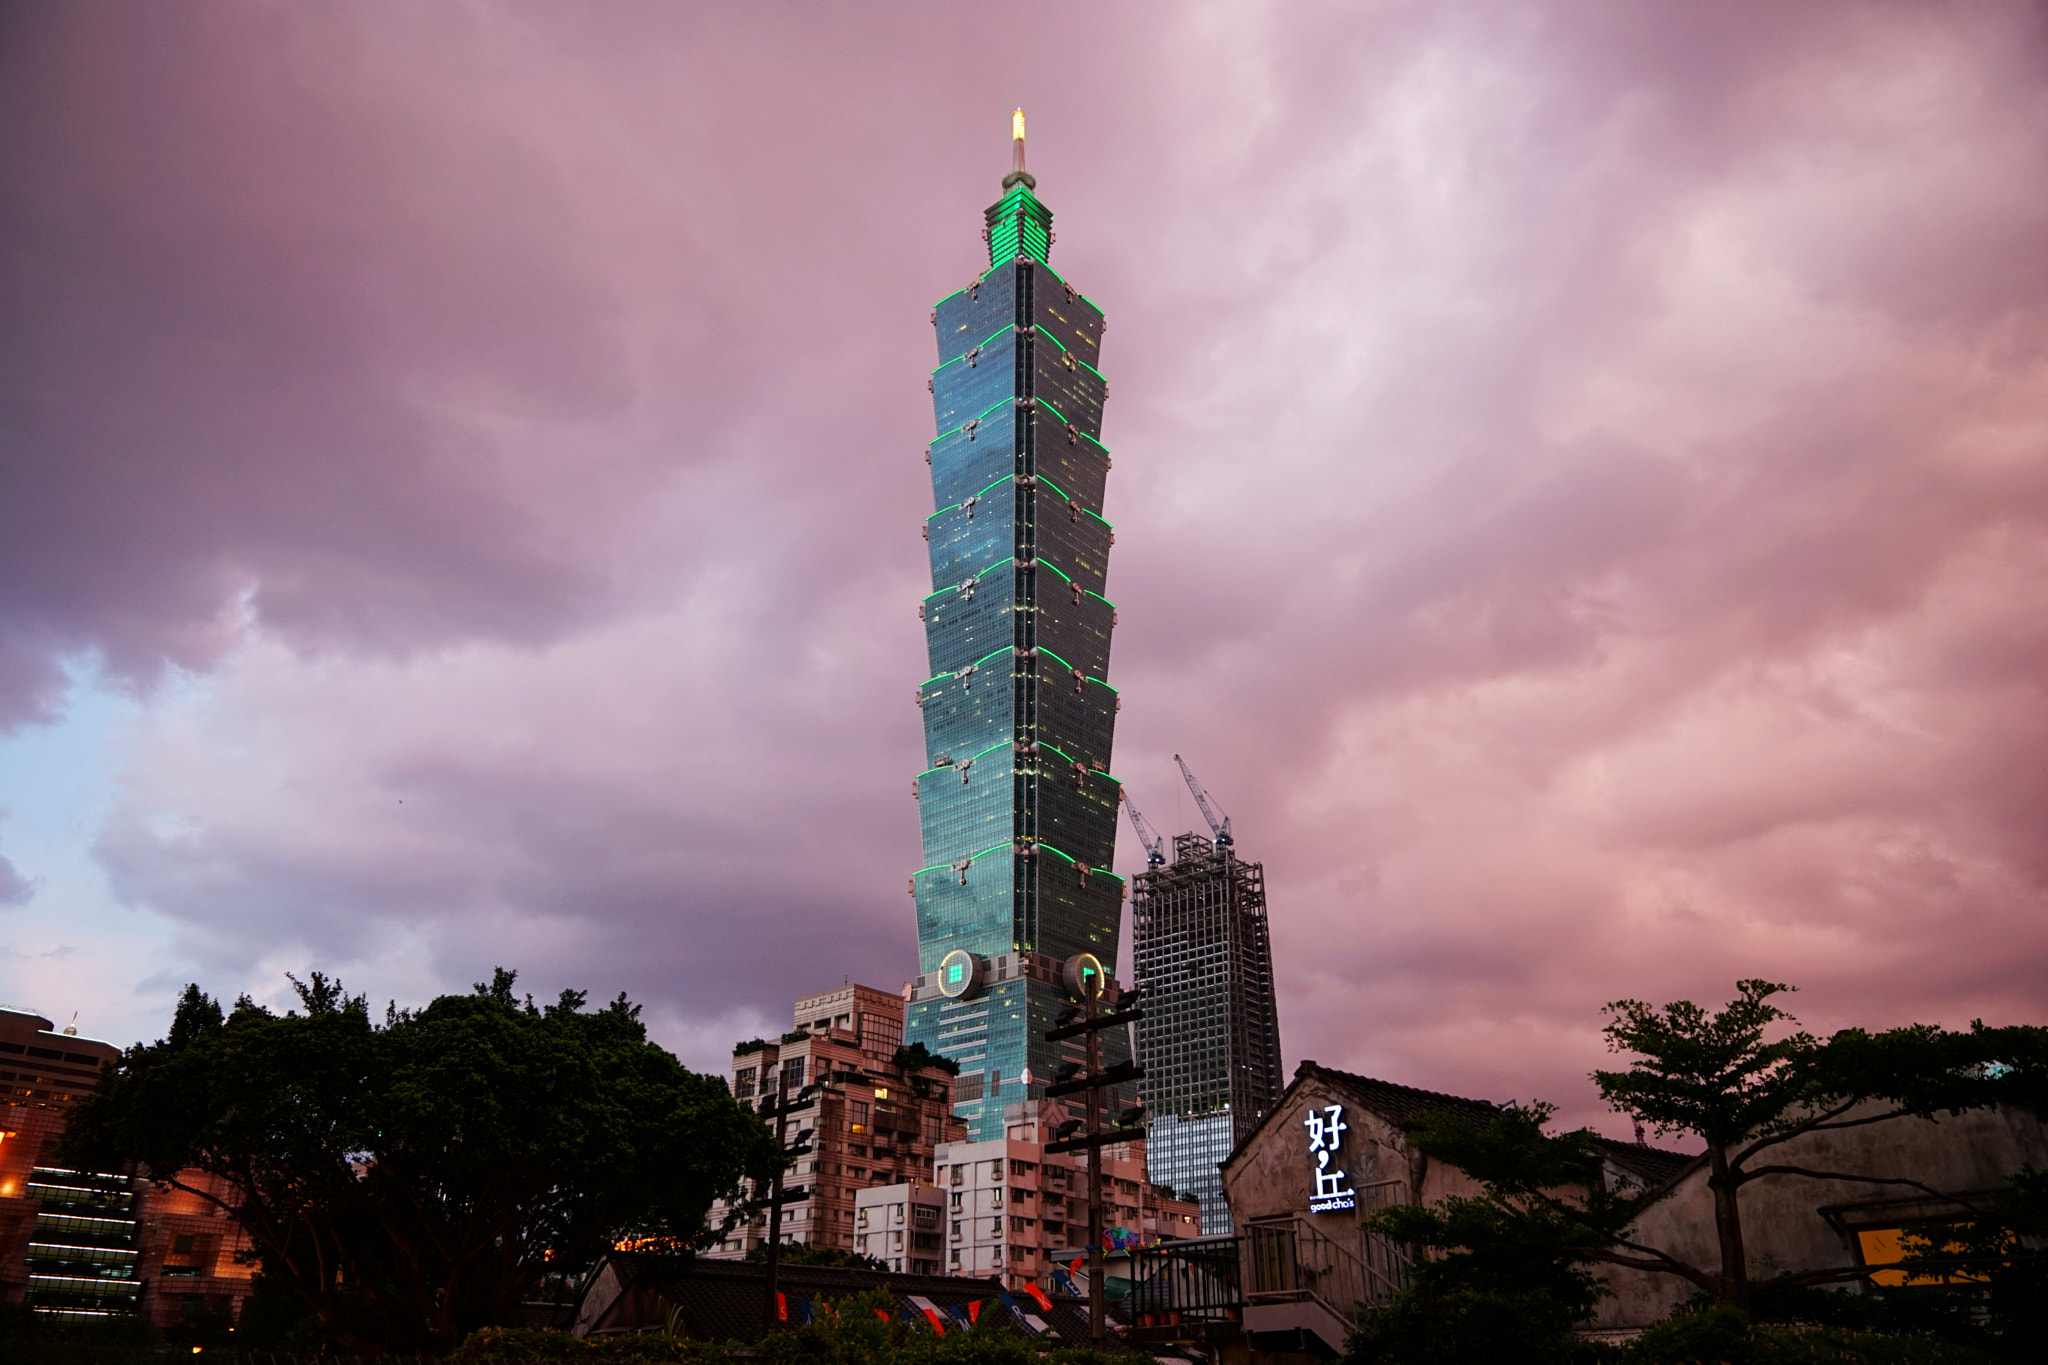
[904,112,1131,1140]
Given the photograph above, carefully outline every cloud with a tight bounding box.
[0,853,29,908]
[4,2,2047,1111]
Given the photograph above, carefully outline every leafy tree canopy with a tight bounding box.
[895,1042,962,1076]
[63,968,781,1355]
[1351,1105,1639,1365]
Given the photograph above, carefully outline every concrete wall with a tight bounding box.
[1595,1103,2048,1331]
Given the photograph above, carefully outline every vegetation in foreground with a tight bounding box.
[62,968,781,1355]
[452,1290,1152,1364]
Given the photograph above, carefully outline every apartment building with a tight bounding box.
[852,1182,949,1277]
[859,1101,1198,1293]
[707,984,965,1260]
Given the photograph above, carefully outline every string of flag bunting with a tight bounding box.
[775,1285,1063,1337]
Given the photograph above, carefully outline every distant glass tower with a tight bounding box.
[1133,831,1283,1234]
[903,114,1131,1141]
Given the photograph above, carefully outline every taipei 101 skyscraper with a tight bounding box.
[903,113,1132,1140]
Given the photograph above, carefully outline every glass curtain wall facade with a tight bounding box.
[1133,832,1284,1233]
[904,143,1132,1141]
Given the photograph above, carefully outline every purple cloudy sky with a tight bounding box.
[4,1,2047,1130]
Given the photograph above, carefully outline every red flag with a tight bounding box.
[968,1299,981,1323]
[1023,1281,1053,1312]
[875,1308,891,1320]
[921,1307,948,1334]
[1069,1255,1083,1272]
[776,1292,787,1322]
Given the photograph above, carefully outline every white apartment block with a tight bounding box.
[852,1182,950,1277]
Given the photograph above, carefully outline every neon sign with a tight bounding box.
[1305,1103,1356,1213]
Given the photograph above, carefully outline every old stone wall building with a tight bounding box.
[1590,1100,2048,1332]
[1215,1060,2048,1346]
[1215,1062,1689,1355]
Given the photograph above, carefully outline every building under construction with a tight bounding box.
[1127,761,1284,1235]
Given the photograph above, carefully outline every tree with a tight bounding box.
[1594,980,2045,1309]
[1349,1105,1643,1364]
[64,969,781,1354]
[895,1042,961,1076]
[1897,1164,2048,1346]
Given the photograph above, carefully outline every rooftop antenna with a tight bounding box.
[63,1012,78,1036]
[1004,107,1036,191]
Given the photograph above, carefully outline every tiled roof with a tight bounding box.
[1224,1063,1694,1188]
[581,1253,1099,1345]
[1594,1136,1699,1189]
[1305,1064,1502,1128]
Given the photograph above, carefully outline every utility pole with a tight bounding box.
[1044,953,1146,1350]
[757,1064,816,1335]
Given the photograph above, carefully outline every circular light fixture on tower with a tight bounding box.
[938,949,986,1000]
[1063,952,1107,1003]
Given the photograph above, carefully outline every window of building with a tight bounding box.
[891,1204,905,1225]
[784,1057,806,1088]
[736,1067,756,1099]
[856,1209,869,1228]
[1855,1226,1983,1287]
[913,1205,938,1227]
[951,1221,962,1241]
[988,1160,1004,1181]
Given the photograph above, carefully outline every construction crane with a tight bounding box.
[1121,789,1167,867]
[1173,753,1233,848]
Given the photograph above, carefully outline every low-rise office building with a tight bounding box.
[0,1007,257,1330]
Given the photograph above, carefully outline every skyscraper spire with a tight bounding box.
[1004,107,1036,191]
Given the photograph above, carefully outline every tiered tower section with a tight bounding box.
[904,121,1131,1141]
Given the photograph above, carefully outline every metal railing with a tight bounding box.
[1125,1237,1246,1327]
[1244,1200,1411,1325]
[1124,1187,1417,1343]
